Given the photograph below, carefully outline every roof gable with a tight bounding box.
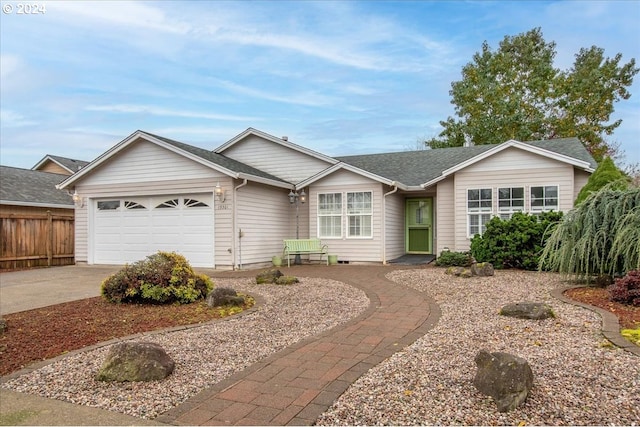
[215,127,339,165]
[58,130,291,190]
[338,137,596,188]
[32,155,89,175]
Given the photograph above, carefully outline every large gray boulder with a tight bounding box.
[0,318,7,334]
[473,350,533,412]
[500,302,555,320]
[96,342,175,382]
[207,287,245,307]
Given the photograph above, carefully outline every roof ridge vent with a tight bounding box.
[281,136,288,141]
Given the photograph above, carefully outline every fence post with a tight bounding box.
[47,210,53,267]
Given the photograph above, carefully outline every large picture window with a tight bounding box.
[347,192,372,238]
[531,186,558,212]
[318,193,342,238]
[498,187,524,219]
[467,188,492,236]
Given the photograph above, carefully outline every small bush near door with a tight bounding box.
[101,251,214,304]
[435,250,473,267]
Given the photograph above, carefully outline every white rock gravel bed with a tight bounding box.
[1,277,369,420]
[316,269,640,426]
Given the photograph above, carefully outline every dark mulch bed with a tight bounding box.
[564,287,639,330]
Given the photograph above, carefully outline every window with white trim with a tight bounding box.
[498,187,524,219]
[318,193,342,238]
[97,200,120,211]
[347,191,372,238]
[531,186,558,212]
[467,188,492,236]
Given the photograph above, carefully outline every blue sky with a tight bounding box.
[1,0,639,169]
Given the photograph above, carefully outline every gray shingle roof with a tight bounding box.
[141,131,291,184]
[46,155,89,172]
[1,166,74,207]
[337,137,596,187]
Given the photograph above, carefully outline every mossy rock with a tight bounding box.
[256,269,283,284]
[275,276,300,286]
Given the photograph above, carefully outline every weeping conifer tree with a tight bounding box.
[539,182,640,281]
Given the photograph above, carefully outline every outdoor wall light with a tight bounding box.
[288,189,306,205]
[72,190,84,208]
[215,183,225,202]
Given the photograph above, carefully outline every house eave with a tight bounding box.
[57,130,242,190]
[0,200,74,209]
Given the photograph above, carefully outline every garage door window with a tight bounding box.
[185,198,209,208]
[124,201,146,210]
[97,200,120,210]
[156,199,179,209]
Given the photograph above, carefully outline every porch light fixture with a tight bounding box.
[288,189,306,265]
[215,183,225,202]
[72,190,84,208]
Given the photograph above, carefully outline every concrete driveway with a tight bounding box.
[0,265,122,315]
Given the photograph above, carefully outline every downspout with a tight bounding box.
[232,179,248,270]
[382,182,398,265]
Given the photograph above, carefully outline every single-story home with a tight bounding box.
[57,128,596,269]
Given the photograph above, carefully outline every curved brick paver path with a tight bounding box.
[156,264,440,426]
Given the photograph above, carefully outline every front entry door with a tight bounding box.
[406,198,432,253]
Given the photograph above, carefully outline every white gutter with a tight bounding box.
[232,179,248,270]
[382,182,398,265]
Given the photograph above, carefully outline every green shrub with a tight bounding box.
[470,211,563,270]
[435,250,472,267]
[608,270,640,306]
[101,251,213,304]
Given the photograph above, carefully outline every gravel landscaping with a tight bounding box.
[1,277,369,419]
[317,269,640,426]
[2,268,639,425]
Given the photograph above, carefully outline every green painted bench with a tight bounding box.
[283,239,329,267]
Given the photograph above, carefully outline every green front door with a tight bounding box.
[405,198,432,253]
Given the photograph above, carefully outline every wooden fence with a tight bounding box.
[1,210,75,270]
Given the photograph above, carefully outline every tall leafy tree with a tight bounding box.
[427,28,638,162]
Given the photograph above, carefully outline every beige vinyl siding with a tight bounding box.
[213,178,234,268]
[453,148,578,251]
[573,169,591,200]
[235,182,292,266]
[384,190,405,262]
[81,139,215,186]
[222,134,332,183]
[435,176,455,253]
[310,170,383,262]
[37,162,71,175]
[75,205,88,263]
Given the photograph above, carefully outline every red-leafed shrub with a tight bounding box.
[608,270,640,306]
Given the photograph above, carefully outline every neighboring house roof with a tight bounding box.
[32,154,89,174]
[337,137,596,188]
[1,166,74,208]
[58,130,292,190]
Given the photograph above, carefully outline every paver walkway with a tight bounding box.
[157,264,440,426]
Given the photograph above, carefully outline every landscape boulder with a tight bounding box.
[275,276,300,285]
[445,267,473,278]
[256,269,283,284]
[473,350,533,412]
[471,262,495,277]
[96,342,175,382]
[500,302,555,320]
[0,318,7,334]
[206,287,245,307]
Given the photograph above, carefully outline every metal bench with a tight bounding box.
[283,239,329,267]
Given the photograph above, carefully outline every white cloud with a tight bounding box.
[0,110,37,127]
[85,104,261,122]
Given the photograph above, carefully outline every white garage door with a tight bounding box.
[93,194,214,267]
